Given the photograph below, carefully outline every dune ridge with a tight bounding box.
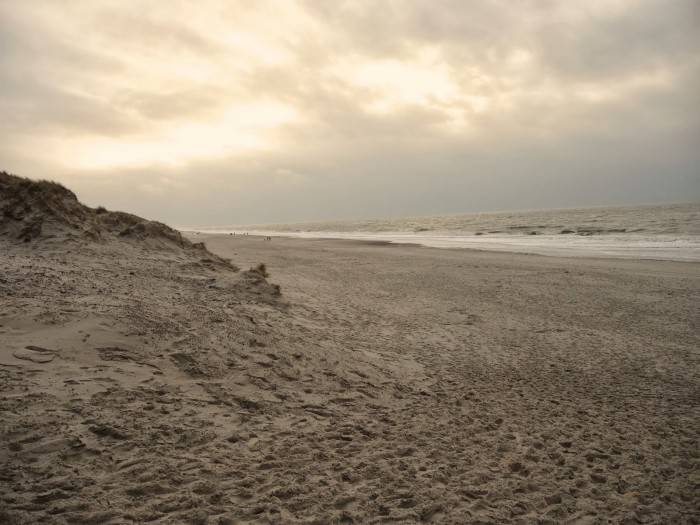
[0,172,230,264]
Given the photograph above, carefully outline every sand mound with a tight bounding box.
[0,171,88,241]
[0,171,179,243]
[0,171,237,269]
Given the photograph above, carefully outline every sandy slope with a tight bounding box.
[1,229,699,524]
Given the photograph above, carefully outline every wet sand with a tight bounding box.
[1,232,699,524]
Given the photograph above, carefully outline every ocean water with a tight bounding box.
[194,203,700,262]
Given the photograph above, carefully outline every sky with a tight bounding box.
[1,0,698,226]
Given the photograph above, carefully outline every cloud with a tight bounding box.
[0,0,697,225]
[274,168,309,186]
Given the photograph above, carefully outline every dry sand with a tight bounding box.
[2,224,699,523]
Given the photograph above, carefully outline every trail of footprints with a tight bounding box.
[2,247,699,523]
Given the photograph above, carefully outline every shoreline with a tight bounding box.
[186,230,700,263]
[182,202,700,263]
[190,232,700,269]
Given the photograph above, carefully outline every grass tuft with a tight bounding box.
[249,263,269,278]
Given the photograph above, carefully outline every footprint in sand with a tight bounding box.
[13,346,57,363]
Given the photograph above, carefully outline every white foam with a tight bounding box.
[196,229,700,262]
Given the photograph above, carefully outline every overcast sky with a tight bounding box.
[1,0,698,226]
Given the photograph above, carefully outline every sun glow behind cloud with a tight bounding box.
[65,101,299,170]
[338,53,457,110]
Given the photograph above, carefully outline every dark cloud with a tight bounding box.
[0,76,140,136]
[532,1,700,81]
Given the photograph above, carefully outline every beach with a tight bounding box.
[2,223,698,524]
[3,0,698,521]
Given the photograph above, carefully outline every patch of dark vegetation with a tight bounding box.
[0,172,77,200]
[118,220,189,247]
[218,258,239,271]
[249,263,270,278]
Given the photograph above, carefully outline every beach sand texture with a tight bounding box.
[1,178,699,523]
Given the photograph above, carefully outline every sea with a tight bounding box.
[193,203,700,262]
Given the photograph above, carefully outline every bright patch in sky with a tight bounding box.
[67,102,298,170]
[341,57,457,110]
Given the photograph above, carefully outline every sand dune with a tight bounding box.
[1,175,699,523]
